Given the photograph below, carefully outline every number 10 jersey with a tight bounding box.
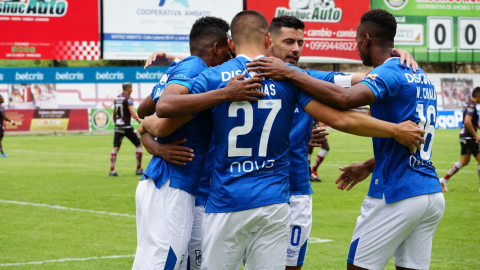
[190,55,313,213]
[361,57,442,204]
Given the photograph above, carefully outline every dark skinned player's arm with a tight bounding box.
[156,73,263,118]
[143,114,193,138]
[112,107,116,122]
[303,100,425,153]
[1,112,14,123]
[247,58,375,110]
[137,95,155,119]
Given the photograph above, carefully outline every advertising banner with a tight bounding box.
[371,0,480,62]
[0,66,168,109]
[102,0,243,60]
[0,0,100,60]
[90,108,140,131]
[246,0,371,63]
[4,109,89,132]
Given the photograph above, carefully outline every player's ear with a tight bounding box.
[213,42,219,55]
[365,33,371,46]
[268,33,274,52]
[264,32,271,49]
[228,38,236,54]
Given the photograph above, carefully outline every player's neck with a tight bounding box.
[235,45,268,60]
[371,46,394,68]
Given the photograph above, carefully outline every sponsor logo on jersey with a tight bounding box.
[367,74,378,80]
[276,0,342,23]
[195,250,202,266]
[0,0,69,17]
[383,0,408,10]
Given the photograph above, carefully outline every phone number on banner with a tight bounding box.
[308,41,357,51]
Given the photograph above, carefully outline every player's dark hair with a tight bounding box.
[360,9,396,44]
[231,10,268,46]
[472,87,480,98]
[122,82,132,90]
[269,16,305,36]
[190,16,230,54]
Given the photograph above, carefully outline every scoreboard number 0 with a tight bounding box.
[458,17,480,50]
[427,17,453,50]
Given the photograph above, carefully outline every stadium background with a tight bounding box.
[0,0,479,269]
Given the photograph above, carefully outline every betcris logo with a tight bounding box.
[56,71,84,81]
[159,0,189,7]
[96,71,124,80]
[136,71,164,81]
[15,71,44,81]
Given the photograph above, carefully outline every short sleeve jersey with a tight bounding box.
[288,70,345,195]
[190,55,313,213]
[151,59,181,103]
[460,99,478,138]
[141,56,214,196]
[361,57,442,204]
[114,92,134,128]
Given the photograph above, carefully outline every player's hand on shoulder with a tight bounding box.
[138,120,146,135]
[335,162,371,191]
[246,57,292,81]
[309,124,328,147]
[158,138,195,166]
[394,120,426,154]
[392,48,418,73]
[144,52,171,69]
[223,73,265,102]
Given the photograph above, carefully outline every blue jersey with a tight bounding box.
[191,55,313,213]
[361,57,442,204]
[141,56,213,196]
[151,59,180,103]
[288,70,342,195]
[196,137,214,206]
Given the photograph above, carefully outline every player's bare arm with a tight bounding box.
[303,100,425,154]
[1,111,15,125]
[144,52,186,69]
[248,57,376,110]
[137,95,155,119]
[464,114,480,142]
[156,73,264,118]
[112,107,116,122]
[335,158,376,191]
[140,133,194,166]
[141,114,193,138]
[128,105,142,123]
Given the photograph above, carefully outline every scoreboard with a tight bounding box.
[372,0,480,62]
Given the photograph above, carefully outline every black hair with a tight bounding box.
[190,16,230,50]
[472,87,480,98]
[269,15,305,36]
[231,10,268,46]
[360,9,396,43]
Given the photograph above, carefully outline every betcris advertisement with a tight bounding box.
[0,67,168,110]
[102,0,243,60]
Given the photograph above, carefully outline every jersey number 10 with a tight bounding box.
[416,103,436,160]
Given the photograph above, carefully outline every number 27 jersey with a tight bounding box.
[361,57,442,204]
[190,55,313,213]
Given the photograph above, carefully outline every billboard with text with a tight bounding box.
[102,0,243,60]
[246,0,371,63]
[0,0,100,60]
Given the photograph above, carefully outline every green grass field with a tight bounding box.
[1,129,479,269]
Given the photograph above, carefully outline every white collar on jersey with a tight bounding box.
[236,54,266,61]
[383,57,400,64]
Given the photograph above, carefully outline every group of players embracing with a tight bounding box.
[133,9,444,270]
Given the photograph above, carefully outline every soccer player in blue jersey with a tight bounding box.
[156,10,425,270]
[132,17,264,270]
[248,9,444,270]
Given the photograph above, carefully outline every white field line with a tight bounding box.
[309,237,333,243]
[0,200,135,218]
[0,254,134,267]
[11,149,107,157]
